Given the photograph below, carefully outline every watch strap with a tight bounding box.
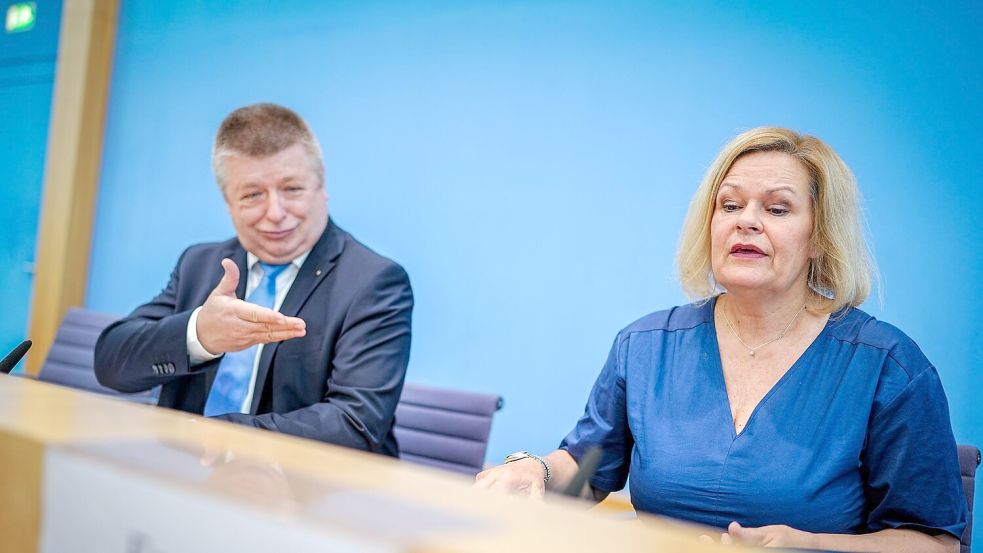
[504,451,551,485]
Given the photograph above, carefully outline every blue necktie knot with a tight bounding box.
[250,262,290,304]
[258,262,290,279]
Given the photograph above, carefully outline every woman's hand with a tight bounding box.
[473,458,549,499]
[700,521,815,548]
[720,521,816,548]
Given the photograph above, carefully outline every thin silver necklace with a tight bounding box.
[722,302,806,357]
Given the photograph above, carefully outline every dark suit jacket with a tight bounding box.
[95,220,412,456]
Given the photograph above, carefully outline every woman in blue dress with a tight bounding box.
[475,127,967,552]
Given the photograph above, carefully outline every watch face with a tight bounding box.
[505,451,529,463]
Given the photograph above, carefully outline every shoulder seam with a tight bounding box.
[870,366,936,423]
[622,318,710,341]
[826,334,920,381]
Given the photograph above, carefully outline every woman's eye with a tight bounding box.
[768,206,789,216]
[721,201,740,212]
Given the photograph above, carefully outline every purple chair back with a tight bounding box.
[394,382,502,476]
[38,308,158,404]
[960,444,980,553]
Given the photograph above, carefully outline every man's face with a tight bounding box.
[222,143,328,264]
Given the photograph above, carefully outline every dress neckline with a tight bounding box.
[705,295,835,439]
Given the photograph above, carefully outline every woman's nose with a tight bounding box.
[736,204,762,232]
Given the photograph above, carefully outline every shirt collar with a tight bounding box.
[245,250,310,272]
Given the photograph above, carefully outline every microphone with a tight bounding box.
[0,340,32,374]
[560,445,603,497]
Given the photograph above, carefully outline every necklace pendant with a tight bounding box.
[749,350,755,357]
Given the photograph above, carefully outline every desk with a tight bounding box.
[0,375,759,552]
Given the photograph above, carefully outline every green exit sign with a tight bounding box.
[6,2,36,33]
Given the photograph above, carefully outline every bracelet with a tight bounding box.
[504,451,551,485]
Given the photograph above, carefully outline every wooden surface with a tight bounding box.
[0,431,43,552]
[0,376,764,553]
[26,0,118,375]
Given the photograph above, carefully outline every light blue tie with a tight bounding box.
[204,262,289,416]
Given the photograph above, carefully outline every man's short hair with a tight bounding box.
[212,103,325,192]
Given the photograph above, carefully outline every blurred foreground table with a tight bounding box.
[0,375,759,553]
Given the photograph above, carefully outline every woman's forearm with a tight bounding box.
[725,522,958,553]
[810,528,958,553]
[542,449,579,492]
[542,450,610,501]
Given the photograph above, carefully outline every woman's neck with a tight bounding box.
[718,288,814,342]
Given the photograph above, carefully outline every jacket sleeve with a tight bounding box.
[217,262,413,453]
[94,248,202,392]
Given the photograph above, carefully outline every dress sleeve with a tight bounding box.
[862,364,968,538]
[559,332,633,493]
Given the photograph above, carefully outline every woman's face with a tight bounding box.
[710,151,815,299]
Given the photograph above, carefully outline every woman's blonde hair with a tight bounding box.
[676,127,876,314]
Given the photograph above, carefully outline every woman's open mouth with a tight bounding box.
[730,243,766,258]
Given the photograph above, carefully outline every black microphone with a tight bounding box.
[560,445,603,497]
[0,340,32,374]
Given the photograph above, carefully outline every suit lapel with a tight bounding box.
[249,220,345,413]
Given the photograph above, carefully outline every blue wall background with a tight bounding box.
[0,0,62,372]
[87,0,981,532]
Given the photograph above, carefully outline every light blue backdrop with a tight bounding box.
[87,0,981,533]
[0,0,62,372]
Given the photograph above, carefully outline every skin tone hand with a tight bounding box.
[714,522,813,548]
[474,450,608,502]
[196,258,307,354]
[700,522,958,553]
[474,457,551,500]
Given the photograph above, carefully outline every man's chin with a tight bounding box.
[254,244,300,264]
[245,230,319,263]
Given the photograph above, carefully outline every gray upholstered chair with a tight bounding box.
[960,444,980,553]
[38,308,158,404]
[393,382,503,476]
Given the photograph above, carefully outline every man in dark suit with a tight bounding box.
[95,104,412,456]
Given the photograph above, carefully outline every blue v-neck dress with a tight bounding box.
[560,297,967,537]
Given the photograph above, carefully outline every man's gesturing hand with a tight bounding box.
[196,258,306,355]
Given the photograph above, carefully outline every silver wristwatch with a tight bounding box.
[504,450,551,485]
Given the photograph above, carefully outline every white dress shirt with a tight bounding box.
[186,250,310,413]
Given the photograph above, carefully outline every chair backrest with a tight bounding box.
[960,444,980,553]
[394,382,503,476]
[38,308,157,404]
